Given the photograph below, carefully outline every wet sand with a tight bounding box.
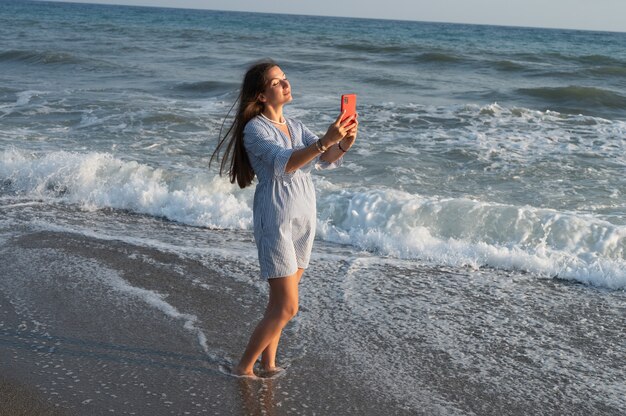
[0,377,73,416]
[0,230,409,415]
[1,225,625,415]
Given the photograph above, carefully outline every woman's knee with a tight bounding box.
[267,273,299,321]
[274,301,298,321]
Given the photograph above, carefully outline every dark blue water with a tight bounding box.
[3,1,626,114]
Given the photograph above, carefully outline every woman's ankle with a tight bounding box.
[260,358,276,370]
[233,364,254,376]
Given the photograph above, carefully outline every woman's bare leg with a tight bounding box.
[233,271,300,376]
[260,268,304,371]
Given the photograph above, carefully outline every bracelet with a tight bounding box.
[338,142,347,153]
[315,139,327,153]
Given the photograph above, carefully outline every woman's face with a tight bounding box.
[260,66,292,107]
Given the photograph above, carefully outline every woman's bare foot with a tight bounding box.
[259,366,286,378]
[231,365,256,378]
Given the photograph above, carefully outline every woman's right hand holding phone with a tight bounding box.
[321,110,357,147]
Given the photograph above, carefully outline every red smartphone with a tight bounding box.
[341,94,357,123]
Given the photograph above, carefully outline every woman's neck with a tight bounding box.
[261,105,284,123]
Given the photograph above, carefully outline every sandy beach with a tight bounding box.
[1,228,410,415]
[0,377,73,416]
[1,221,624,415]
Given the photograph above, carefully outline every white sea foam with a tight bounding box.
[1,148,625,289]
[365,102,626,166]
[16,90,41,106]
[100,266,211,354]
[0,148,253,229]
[317,188,626,289]
[0,90,44,117]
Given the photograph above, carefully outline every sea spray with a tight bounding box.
[2,148,624,289]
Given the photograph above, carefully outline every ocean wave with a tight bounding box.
[575,54,625,66]
[509,52,545,63]
[317,188,626,290]
[537,52,626,67]
[0,49,121,72]
[0,86,17,95]
[0,49,83,65]
[492,60,528,72]
[328,102,626,201]
[2,148,625,289]
[510,52,626,68]
[172,80,239,96]
[334,42,411,54]
[587,66,626,77]
[362,76,415,88]
[139,112,195,125]
[413,52,464,64]
[517,86,626,109]
[0,149,253,229]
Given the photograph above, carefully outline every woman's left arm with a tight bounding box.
[320,117,358,163]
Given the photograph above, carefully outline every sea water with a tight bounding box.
[1,0,624,288]
[1,1,626,412]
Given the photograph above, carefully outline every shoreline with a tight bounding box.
[0,229,412,415]
[0,218,624,414]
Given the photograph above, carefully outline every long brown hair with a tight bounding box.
[210,60,277,189]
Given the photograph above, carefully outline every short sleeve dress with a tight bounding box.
[243,115,342,279]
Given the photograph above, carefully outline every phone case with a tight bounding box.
[341,94,357,122]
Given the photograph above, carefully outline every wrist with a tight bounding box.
[314,139,327,153]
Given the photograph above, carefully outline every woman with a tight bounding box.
[211,60,358,377]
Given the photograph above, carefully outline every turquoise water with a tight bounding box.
[2,0,625,288]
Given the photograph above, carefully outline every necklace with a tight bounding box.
[259,112,287,125]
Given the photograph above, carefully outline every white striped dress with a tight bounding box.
[243,115,342,279]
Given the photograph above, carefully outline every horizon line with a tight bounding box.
[34,0,626,35]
